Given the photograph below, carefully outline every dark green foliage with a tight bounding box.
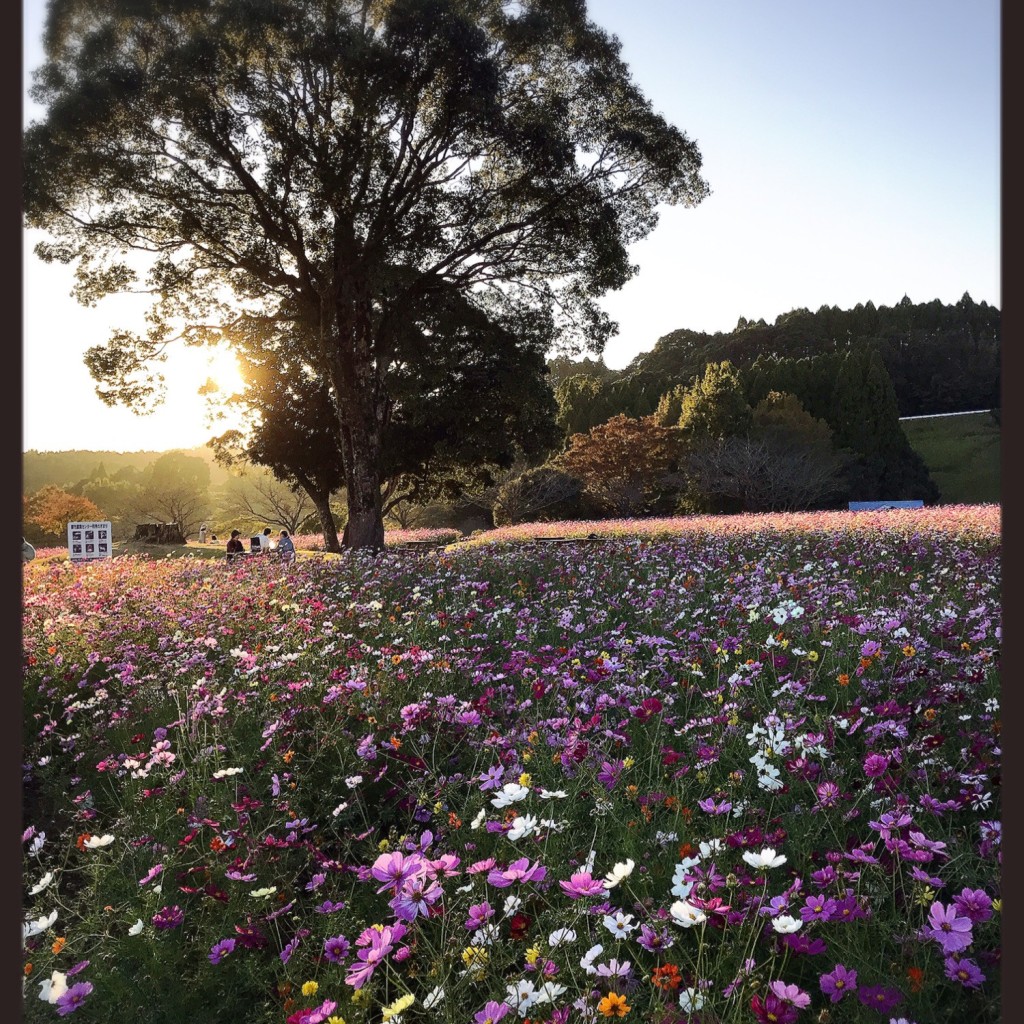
[676,360,752,442]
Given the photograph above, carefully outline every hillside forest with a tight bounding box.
[23,294,1000,548]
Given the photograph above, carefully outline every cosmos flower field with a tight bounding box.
[22,505,1001,1024]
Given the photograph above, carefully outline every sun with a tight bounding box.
[200,344,247,398]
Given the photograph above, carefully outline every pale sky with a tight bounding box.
[22,0,1001,453]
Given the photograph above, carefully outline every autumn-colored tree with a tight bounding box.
[24,486,104,543]
[556,414,682,517]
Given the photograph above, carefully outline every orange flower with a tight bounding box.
[837,673,850,687]
[24,963,32,977]
[51,937,66,955]
[448,812,462,828]
[651,963,682,991]
[209,836,227,853]
[906,966,924,993]
[75,833,92,851]
[390,736,402,750]
[282,749,295,763]
[598,991,631,1017]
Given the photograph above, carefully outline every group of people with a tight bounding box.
[225,526,296,564]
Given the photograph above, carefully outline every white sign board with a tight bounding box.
[67,521,113,562]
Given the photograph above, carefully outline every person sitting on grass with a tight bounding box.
[226,530,245,563]
[277,529,296,564]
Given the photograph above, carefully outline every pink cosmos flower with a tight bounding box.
[769,980,810,1007]
[486,857,546,888]
[558,871,608,899]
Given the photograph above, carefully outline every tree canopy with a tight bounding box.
[24,0,709,547]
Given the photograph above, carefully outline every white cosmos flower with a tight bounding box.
[535,981,568,1005]
[602,911,637,937]
[28,872,53,896]
[771,915,803,934]
[742,847,787,870]
[470,808,487,830]
[212,767,243,779]
[539,788,568,799]
[507,814,539,841]
[128,919,145,936]
[503,894,523,916]
[679,988,705,1013]
[250,886,277,898]
[83,834,115,849]
[580,944,604,974]
[422,986,445,1009]
[24,909,58,940]
[698,839,724,859]
[669,900,707,927]
[548,927,577,947]
[38,971,68,1004]
[603,858,635,889]
[491,783,530,808]
[505,978,538,1013]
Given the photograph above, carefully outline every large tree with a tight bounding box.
[24,0,709,548]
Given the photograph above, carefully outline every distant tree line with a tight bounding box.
[550,292,999,431]
[23,292,997,544]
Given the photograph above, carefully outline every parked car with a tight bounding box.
[22,538,35,561]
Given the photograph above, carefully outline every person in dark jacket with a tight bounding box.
[226,530,245,563]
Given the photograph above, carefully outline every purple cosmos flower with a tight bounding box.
[750,992,799,1024]
[952,887,994,923]
[596,759,624,790]
[944,955,985,988]
[909,866,944,888]
[304,872,327,891]
[856,985,904,1012]
[465,901,495,930]
[313,899,346,914]
[479,765,505,790]
[322,934,350,963]
[474,1001,511,1024]
[280,932,305,964]
[636,923,674,952]
[697,797,732,815]
[55,981,93,1016]
[558,871,607,899]
[830,894,868,923]
[815,781,841,808]
[799,893,837,923]
[66,961,89,977]
[924,902,974,953]
[151,905,184,930]
[781,933,828,955]
[208,938,237,964]
[819,964,858,1003]
[390,874,444,921]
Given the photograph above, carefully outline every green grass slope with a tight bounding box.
[901,410,1000,504]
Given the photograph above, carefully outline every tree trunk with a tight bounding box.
[312,494,342,553]
[294,471,341,553]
